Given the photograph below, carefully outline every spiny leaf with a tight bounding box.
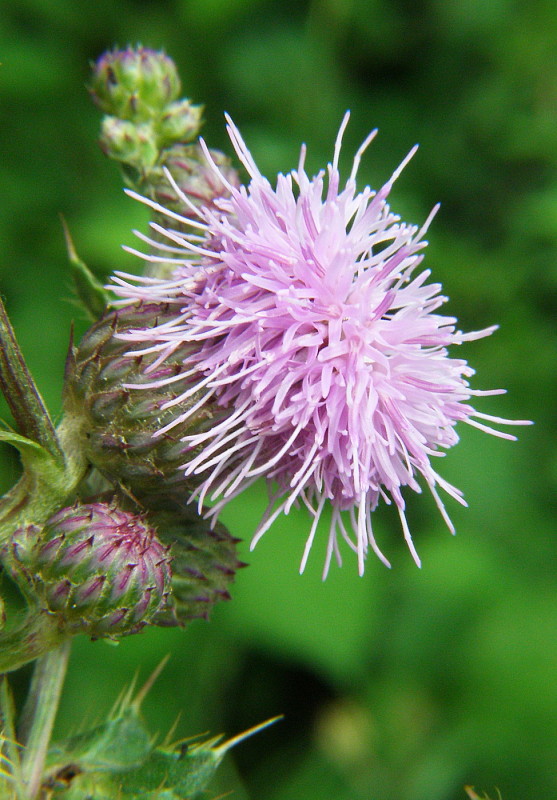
[212,715,283,758]
[45,707,152,776]
[131,655,171,713]
[45,657,171,783]
[44,659,279,799]
[115,716,282,799]
[48,717,281,799]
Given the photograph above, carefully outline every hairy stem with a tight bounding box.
[19,641,72,800]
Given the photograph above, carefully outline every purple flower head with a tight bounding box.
[112,113,530,576]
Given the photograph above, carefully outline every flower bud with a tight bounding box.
[12,503,171,638]
[138,144,239,279]
[99,117,159,169]
[146,503,245,626]
[157,100,204,148]
[90,47,181,121]
[63,303,228,499]
[153,143,240,217]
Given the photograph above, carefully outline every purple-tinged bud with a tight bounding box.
[12,503,171,638]
[154,143,240,217]
[62,303,228,499]
[90,47,181,121]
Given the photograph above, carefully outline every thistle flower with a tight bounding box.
[111,114,530,576]
[12,503,171,638]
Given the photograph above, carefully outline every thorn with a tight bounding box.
[60,214,79,263]
[214,715,284,757]
[131,654,171,712]
[162,712,182,748]
[110,672,138,718]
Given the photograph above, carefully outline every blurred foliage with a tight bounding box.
[0,1,555,799]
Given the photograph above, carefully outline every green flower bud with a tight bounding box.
[147,502,245,626]
[99,117,159,170]
[12,503,171,638]
[157,100,204,148]
[90,47,181,121]
[63,303,228,499]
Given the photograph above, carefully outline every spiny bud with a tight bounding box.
[63,303,228,499]
[11,503,171,639]
[90,47,181,121]
[146,502,245,626]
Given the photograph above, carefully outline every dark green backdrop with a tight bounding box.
[0,2,555,798]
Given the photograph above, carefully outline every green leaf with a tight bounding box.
[61,217,110,321]
[0,428,83,546]
[0,429,52,460]
[55,769,180,800]
[51,771,117,800]
[0,297,62,461]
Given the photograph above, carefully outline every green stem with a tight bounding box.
[0,470,60,547]
[0,676,25,799]
[19,641,71,800]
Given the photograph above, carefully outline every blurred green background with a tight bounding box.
[0,1,555,798]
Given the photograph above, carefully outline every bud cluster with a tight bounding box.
[62,300,242,628]
[0,47,244,648]
[91,47,181,119]
[89,46,240,283]
[90,46,203,173]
